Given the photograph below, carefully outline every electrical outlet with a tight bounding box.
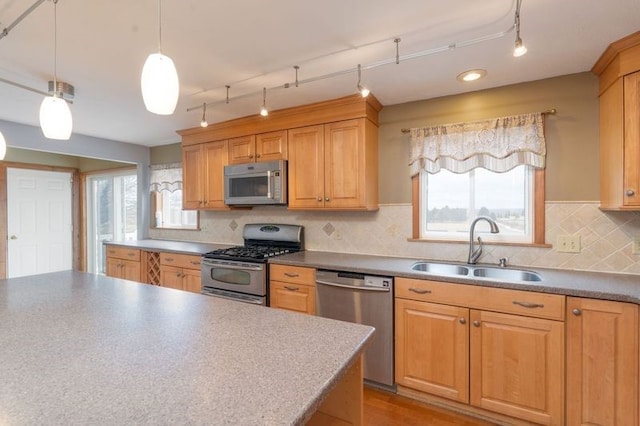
[633,237,640,255]
[557,235,581,253]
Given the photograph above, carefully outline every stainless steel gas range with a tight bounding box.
[200,224,303,305]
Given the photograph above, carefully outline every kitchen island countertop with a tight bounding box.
[270,250,640,304]
[0,271,373,425]
[104,239,232,255]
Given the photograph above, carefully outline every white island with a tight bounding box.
[0,271,373,425]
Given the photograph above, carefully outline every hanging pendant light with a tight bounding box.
[513,0,527,57]
[0,131,7,160]
[260,88,269,117]
[141,0,179,115]
[39,0,72,140]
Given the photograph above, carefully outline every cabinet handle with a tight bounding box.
[127,253,135,257]
[473,320,480,327]
[317,197,322,202]
[256,154,261,158]
[325,197,330,201]
[409,288,432,294]
[284,286,300,291]
[512,300,545,309]
[626,189,635,196]
[284,272,299,278]
[459,318,466,325]
[572,308,582,316]
[190,261,200,265]
[165,258,174,262]
[249,154,254,159]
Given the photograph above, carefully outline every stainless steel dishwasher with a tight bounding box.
[315,270,394,388]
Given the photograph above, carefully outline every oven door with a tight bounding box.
[201,258,266,297]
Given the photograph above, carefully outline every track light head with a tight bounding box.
[260,87,269,116]
[200,103,208,127]
[356,64,370,98]
[513,36,527,57]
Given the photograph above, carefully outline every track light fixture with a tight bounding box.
[260,87,268,117]
[513,0,527,57]
[39,0,72,140]
[141,0,179,115]
[200,103,208,127]
[356,64,370,98]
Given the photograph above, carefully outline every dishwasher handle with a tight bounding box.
[315,279,390,292]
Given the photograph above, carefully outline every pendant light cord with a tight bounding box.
[53,0,58,94]
[157,0,162,53]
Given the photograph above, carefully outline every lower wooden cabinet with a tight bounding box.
[566,297,639,426]
[159,252,202,294]
[105,246,141,282]
[470,309,564,425]
[269,264,316,314]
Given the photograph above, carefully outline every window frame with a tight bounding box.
[411,169,546,246]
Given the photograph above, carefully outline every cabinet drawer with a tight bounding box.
[105,246,140,261]
[160,252,202,270]
[270,264,315,286]
[270,280,316,314]
[396,277,565,321]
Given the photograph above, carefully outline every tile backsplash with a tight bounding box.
[149,202,640,275]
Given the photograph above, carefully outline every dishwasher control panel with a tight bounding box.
[365,276,392,289]
[316,270,393,290]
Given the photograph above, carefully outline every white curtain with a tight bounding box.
[409,112,546,176]
[149,162,182,192]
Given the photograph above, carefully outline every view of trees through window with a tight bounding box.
[422,166,531,239]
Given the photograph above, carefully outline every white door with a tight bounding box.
[7,168,73,278]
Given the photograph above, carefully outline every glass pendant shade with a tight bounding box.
[0,131,6,160]
[39,95,73,140]
[141,52,179,115]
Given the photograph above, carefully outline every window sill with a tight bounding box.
[407,238,552,249]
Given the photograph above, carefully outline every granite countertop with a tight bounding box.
[0,271,373,425]
[104,239,232,255]
[270,251,640,304]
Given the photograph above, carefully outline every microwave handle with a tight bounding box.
[267,170,273,199]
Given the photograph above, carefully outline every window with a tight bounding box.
[409,112,547,245]
[421,166,534,242]
[150,163,198,230]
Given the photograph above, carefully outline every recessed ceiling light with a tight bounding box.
[457,69,487,82]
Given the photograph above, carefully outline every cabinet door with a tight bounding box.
[121,259,141,282]
[160,265,185,290]
[270,281,315,314]
[182,144,204,209]
[203,140,228,209]
[470,310,564,425]
[566,297,638,426]
[324,119,366,208]
[395,298,469,403]
[288,125,324,209]
[228,135,256,164]
[624,72,640,207]
[106,257,123,279]
[182,268,202,294]
[256,130,287,162]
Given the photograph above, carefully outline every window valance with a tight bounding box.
[149,162,183,193]
[409,112,546,176]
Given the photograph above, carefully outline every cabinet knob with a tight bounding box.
[459,318,466,325]
[256,154,261,158]
[317,197,322,202]
[572,308,582,316]
[473,320,480,327]
[249,154,254,159]
[626,189,636,197]
[325,197,330,202]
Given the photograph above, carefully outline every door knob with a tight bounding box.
[9,235,17,240]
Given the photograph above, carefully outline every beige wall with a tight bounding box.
[4,147,130,172]
[378,72,600,203]
[150,72,600,202]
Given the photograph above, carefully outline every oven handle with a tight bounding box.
[267,170,273,199]
[201,259,264,271]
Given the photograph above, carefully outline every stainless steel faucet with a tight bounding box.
[467,216,500,264]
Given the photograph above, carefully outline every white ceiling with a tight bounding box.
[0,0,638,147]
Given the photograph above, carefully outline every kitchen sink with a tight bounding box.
[411,262,470,276]
[410,261,543,283]
[472,267,542,282]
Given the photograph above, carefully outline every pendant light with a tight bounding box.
[200,103,208,127]
[260,88,268,117]
[0,131,7,160]
[513,0,527,57]
[39,0,72,140]
[141,0,179,115]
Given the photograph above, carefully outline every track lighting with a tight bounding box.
[513,0,527,57]
[141,0,179,115]
[200,103,208,127]
[39,0,72,140]
[356,64,370,98]
[260,87,268,117]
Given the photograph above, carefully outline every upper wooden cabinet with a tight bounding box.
[178,94,382,211]
[592,31,640,210]
[182,140,229,210]
[228,131,288,164]
[288,118,378,210]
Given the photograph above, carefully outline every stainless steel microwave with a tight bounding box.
[224,159,287,205]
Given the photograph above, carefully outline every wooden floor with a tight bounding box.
[364,387,498,426]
